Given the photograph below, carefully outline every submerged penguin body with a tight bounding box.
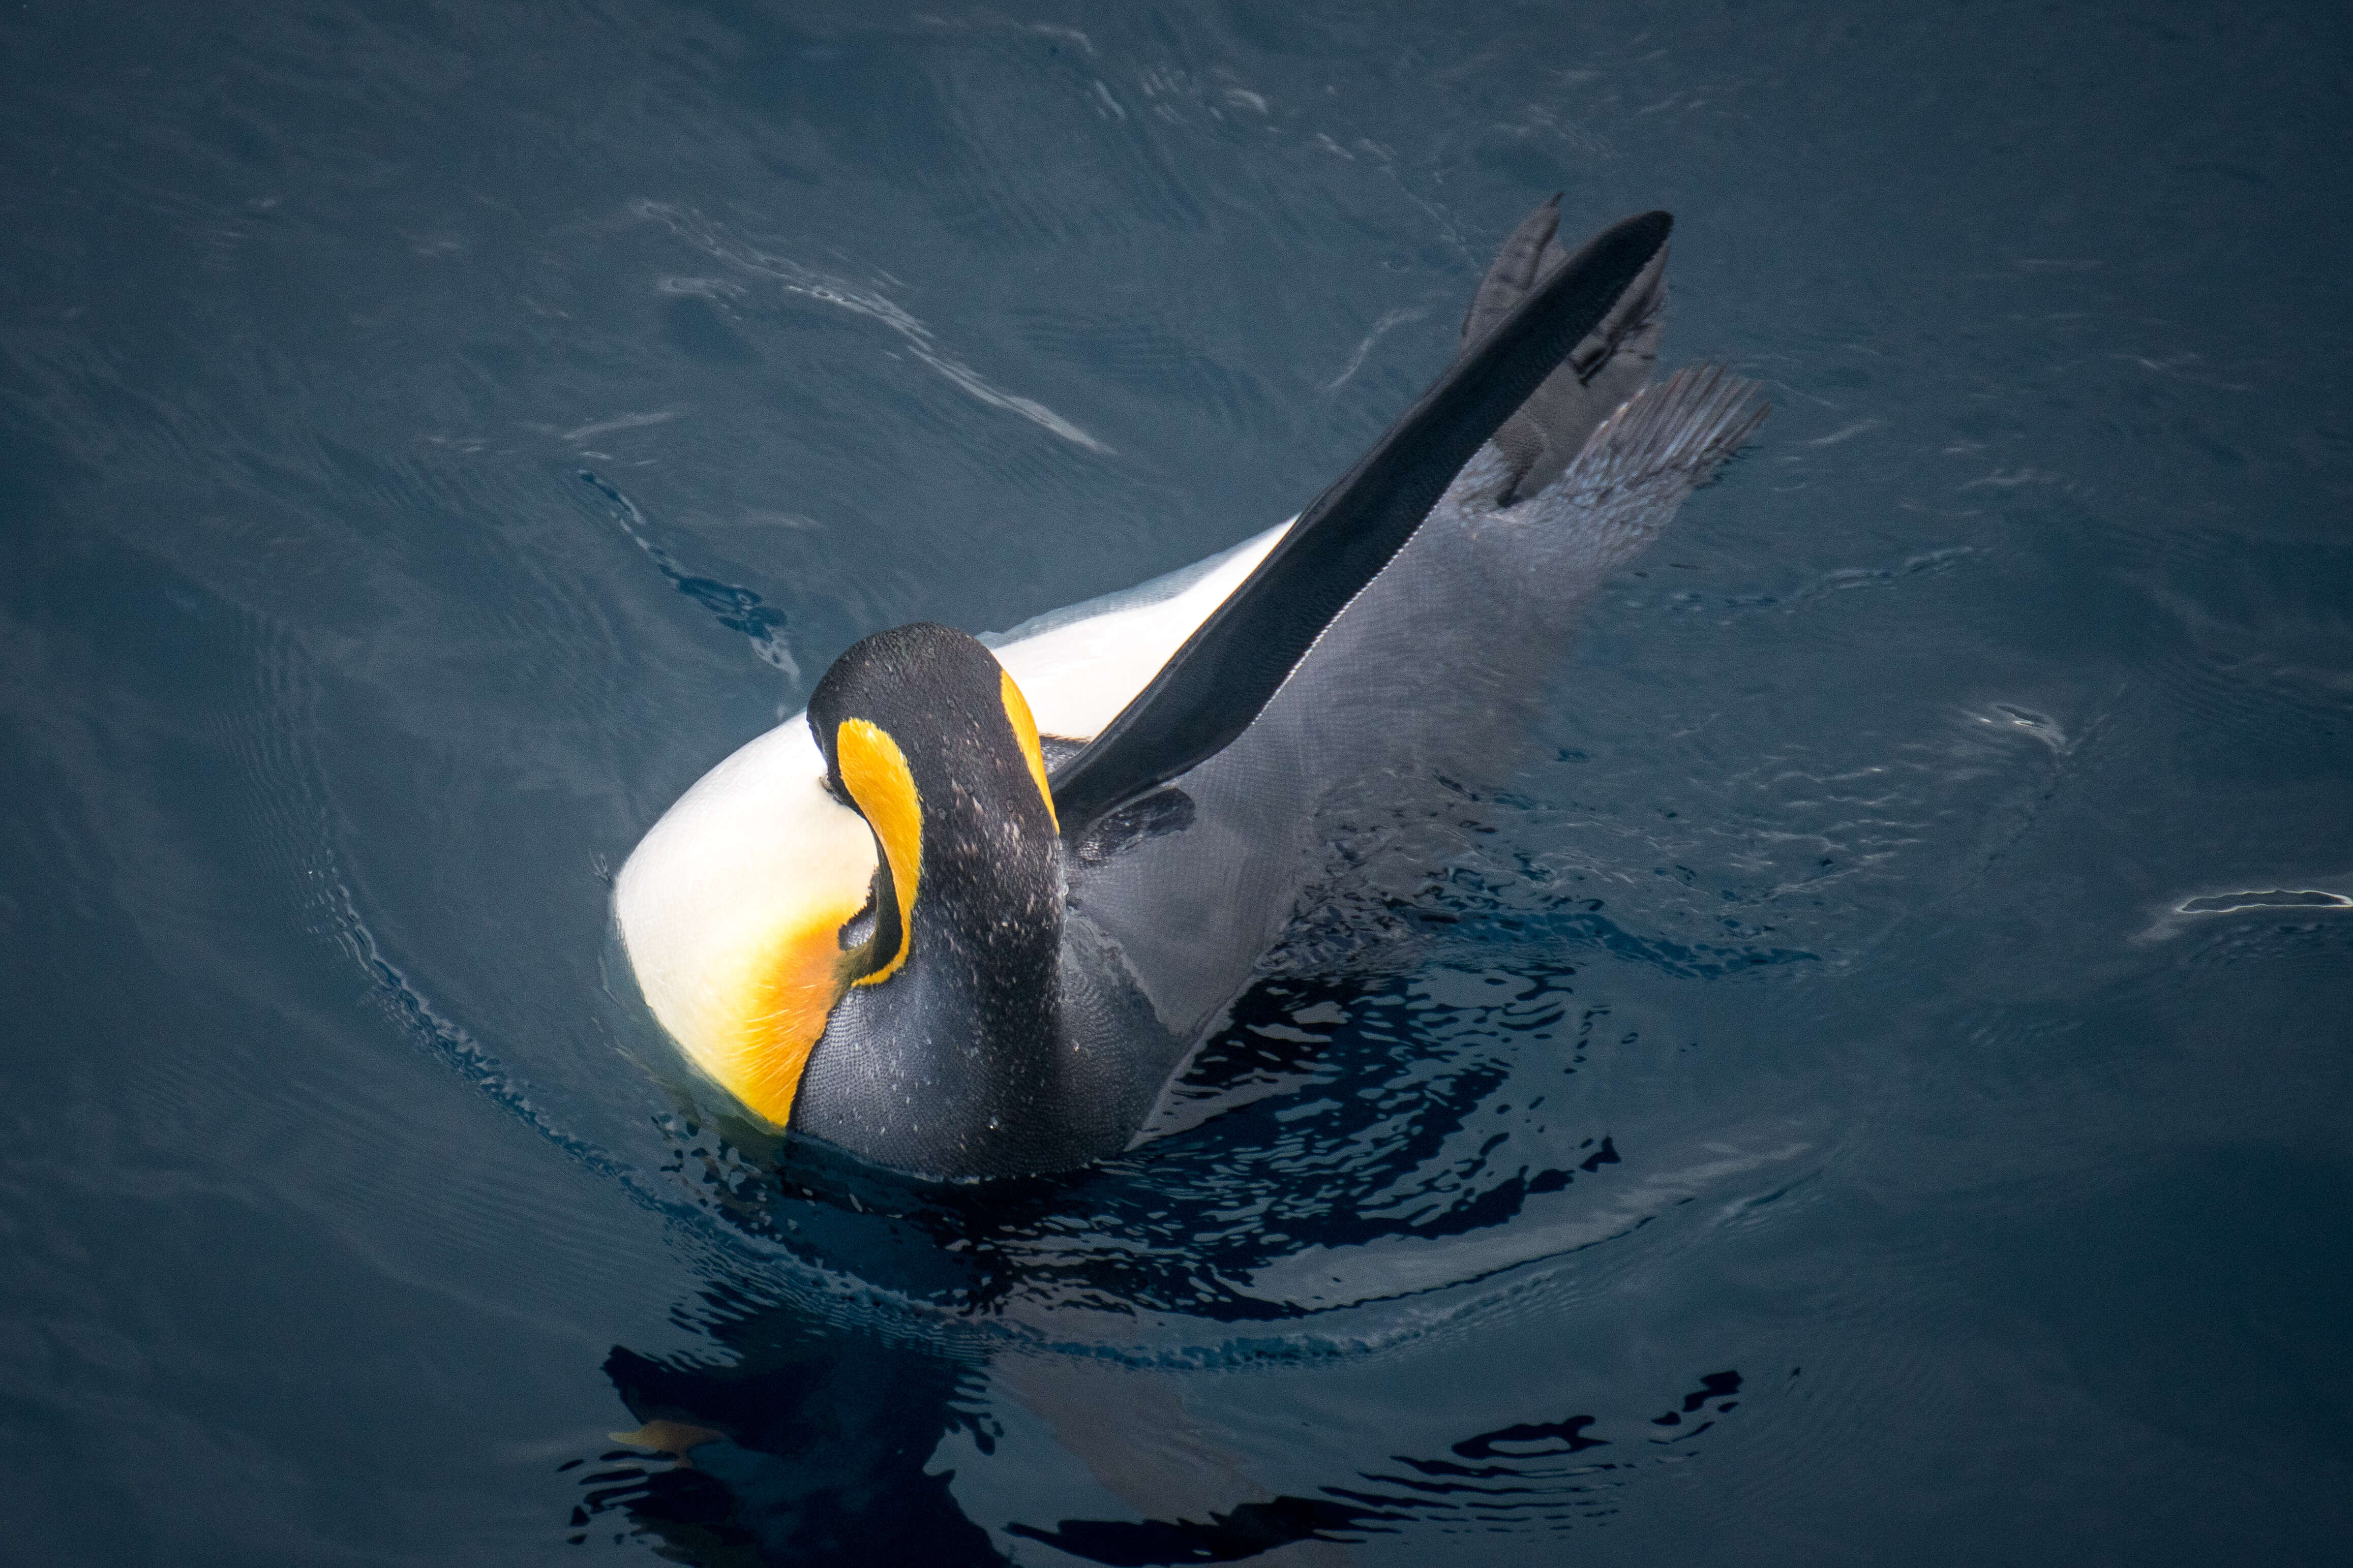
[615,204,1767,1179]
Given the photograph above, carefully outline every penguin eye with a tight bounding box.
[837,881,879,952]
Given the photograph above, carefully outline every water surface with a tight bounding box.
[3,1,2349,1562]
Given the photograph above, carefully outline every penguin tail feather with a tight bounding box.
[1445,362,1765,577]
[1561,362,1769,502]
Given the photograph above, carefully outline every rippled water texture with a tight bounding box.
[4,1,2349,1562]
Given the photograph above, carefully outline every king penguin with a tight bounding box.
[615,202,1768,1179]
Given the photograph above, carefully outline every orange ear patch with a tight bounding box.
[834,718,923,987]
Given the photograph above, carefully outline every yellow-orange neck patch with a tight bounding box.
[834,718,922,987]
[727,898,866,1126]
[1000,667,1058,831]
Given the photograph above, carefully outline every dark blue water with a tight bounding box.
[5,2,2349,1562]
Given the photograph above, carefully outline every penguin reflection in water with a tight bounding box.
[616,201,1766,1180]
[579,1292,1749,1564]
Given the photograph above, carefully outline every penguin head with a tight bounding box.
[613,623,1064,1140]
[804,621,1062,990]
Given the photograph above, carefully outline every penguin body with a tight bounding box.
[615,204,1767,1179]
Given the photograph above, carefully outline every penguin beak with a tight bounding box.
[613,721,878,1129]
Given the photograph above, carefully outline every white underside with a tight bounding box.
[976,520,1289,742]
